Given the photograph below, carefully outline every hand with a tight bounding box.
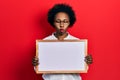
[32,56,39,66]
[85,54,93,65]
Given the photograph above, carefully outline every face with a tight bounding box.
[54,12,70,35]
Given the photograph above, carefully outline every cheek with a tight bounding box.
[64,24,70,29]
[54,23,60,29]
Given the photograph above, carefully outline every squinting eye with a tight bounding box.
[55,20,60,23]
[54,20,69,23]
[63,21,69,23]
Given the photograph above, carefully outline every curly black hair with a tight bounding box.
[47,3,76,27]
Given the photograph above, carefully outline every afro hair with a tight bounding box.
[47,3,76,27]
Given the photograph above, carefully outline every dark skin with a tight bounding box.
[32,12,93,66]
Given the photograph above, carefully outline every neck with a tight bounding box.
[54,32,68,40]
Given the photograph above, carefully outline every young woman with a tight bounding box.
[33,3,92,80]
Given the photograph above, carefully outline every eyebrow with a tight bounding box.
[55,19,69,21]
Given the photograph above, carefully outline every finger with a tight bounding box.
[33,57,39,60]
[35,57,39,60]
[32,62,39,66]
[86,59,93,63]
[85,55,91,59]
[32,59,39,62]
[84,59,93,65]
[87,55,92,58]
[87,56,93,60]
[86,57,91,60]
[86,61,92,65]
[87,60,93,64]
[32,60,39,63]
[32,57,39,62]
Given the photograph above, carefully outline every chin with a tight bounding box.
[59,32,65,35]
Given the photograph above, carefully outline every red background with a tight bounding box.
[0,0,120,80]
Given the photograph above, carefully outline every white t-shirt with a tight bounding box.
[42,32,82,80]
[43,32,79,40]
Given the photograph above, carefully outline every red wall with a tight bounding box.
[0,0,120,80]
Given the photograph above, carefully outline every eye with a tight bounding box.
[54,20,69,23]
[55,20,61,23]
[63,20,69,23]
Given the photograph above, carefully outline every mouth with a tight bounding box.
[60,29,64,33]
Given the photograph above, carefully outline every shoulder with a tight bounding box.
[67,34,80,40]
[43,34,57,40]
[43,35,52,40]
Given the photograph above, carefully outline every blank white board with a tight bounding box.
[36,40,88,73]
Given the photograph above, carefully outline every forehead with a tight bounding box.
[55,12,69,20]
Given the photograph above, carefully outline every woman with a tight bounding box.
[33,3,92,80]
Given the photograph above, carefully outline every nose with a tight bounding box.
[60,22,64,28]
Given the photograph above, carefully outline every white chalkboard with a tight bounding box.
[36,40,88,73]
